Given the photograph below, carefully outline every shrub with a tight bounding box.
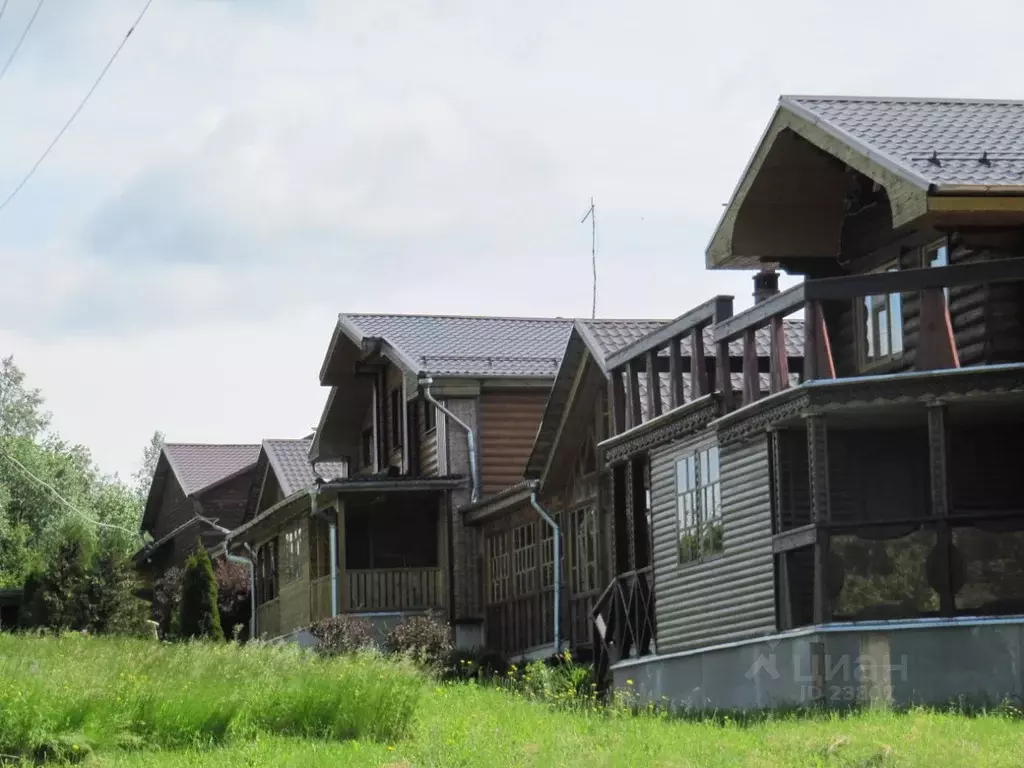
[384,612,452,668]
[178,542,224,641]
[152,566,183,638]
[310,614,375,656]
[214,557,251,641]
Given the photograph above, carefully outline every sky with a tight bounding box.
[1,0,1022,481]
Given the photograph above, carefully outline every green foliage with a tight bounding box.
[19,527,149,635]
[310,614,375,657]
[179,543,224,641]
[213,557,251,641]
[153,566,184,638]
[383,612,452,668]
[132,430,165,505]
[0,357,146,590]
[0,634,423,760]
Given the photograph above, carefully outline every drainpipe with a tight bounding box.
[312,499,339,619]
[421,377,480,503]
[195,512,256,641]
[529,489,561,654]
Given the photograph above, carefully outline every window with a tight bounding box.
[281,524,304,582]
[487,533,510,603]
[539,523,559,589]
[861,265,904,364]
[360,428,374,469]
[676,444,722,564]
[422,399,436,432]
[512,523,537,595]
[255,539,278,604]
[390,389,402,449]
[924,240,950,303]
[571,506,598,593]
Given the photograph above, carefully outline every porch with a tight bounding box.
[247,480,454,640]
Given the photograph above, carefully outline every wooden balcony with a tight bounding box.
[604,258,1024,440]
[343,567,444,613]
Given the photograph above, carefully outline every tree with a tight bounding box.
[0,355,50,441]
[179,542,224,641]
[214,557,251,641]
[133,431,164,506]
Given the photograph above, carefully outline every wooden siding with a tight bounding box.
[152,469,192,542]
[478,390,548,494]
[650,432,775,654]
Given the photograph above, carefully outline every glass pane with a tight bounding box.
[890,291,904,353]
[830,529,939,620]
[707,446,720,482]
[878,307,890,356]
[952,526,1024,615]
[863,296,875,359]
[929,245,948,268]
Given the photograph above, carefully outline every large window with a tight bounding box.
[255,539,278,605]
[281,523,305,582]
[676,444,723,564]
[487,534,510,603]
[571,507,598,593]
[512,524,537,595]
[861,265,904,365]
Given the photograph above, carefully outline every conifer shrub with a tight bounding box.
[178,541,224,641]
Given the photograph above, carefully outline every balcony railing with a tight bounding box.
[605,258,1024,436]
[343,567,444,613]
[590,567,655,686]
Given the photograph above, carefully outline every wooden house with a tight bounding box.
[462,315,803,659]
[135,443,260,586]
[226,313,576,646]
[595,96,1024,710]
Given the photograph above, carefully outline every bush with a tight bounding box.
[178,542,224,641]
[310,614,375,656]
[214,557,251,641]
[444,647,510,682]
[152,566,183,638]
[383,612,452,668]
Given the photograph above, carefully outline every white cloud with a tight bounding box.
[1,0,1022,475]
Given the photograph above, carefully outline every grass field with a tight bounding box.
[1,634,1021,767]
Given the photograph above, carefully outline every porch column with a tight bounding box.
[927,401,955,615]
[335,499,346,612]
[804,410,831,624]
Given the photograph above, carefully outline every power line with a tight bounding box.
[0,0,11,30]
[0,0,46,83]
[0,0,156,217]
[0,444,143,541]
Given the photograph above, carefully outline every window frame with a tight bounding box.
[486,532,510,604]
[857,261,905,369]
[923,237,951,304]
[570,505,598,594]
[675,441,723,566]
[511,522,538,596]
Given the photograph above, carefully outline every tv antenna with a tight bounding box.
[581,197,597,319]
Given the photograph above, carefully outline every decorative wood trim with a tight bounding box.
[804,411,831,624]
[601,397,721,464]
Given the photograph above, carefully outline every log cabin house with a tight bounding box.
[224,313,579,646]
[135,443,260,588]
[595,96,1024,710]
[461,315,803,659]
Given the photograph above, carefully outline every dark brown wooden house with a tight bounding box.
[227,313,575,646]
[595,95,1024,710]
[462,316,803,659]
[135,443,260,586]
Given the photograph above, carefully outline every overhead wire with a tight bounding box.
[0,0,11,30]
[0,443,144,541]
[0,0,46,82]
[0,0,157,216]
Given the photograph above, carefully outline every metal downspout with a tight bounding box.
[421,377,480,503]
[529,490,561,654]
[311,490,339,620]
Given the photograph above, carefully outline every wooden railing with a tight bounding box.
[713,257,1024,413]
[590,568,655,687]
[343,567,444,612]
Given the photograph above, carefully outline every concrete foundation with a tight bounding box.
[613,617,1024,711]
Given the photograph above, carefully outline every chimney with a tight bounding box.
[753,269,779,304]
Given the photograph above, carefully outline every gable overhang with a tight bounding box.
[706,100,932,270]
[319,315,422,387]
[140,452,173,534]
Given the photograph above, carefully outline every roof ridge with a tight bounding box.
[783,94,1024,106]
[343,312,573,323]
[164,442,260,449]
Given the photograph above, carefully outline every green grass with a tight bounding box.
[1,634,1022,766]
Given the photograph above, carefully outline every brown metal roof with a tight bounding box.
[263,439,347,497]
[162,443,260,497]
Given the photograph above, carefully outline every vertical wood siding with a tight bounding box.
[478,390,548,494]
[650,433,775,654]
